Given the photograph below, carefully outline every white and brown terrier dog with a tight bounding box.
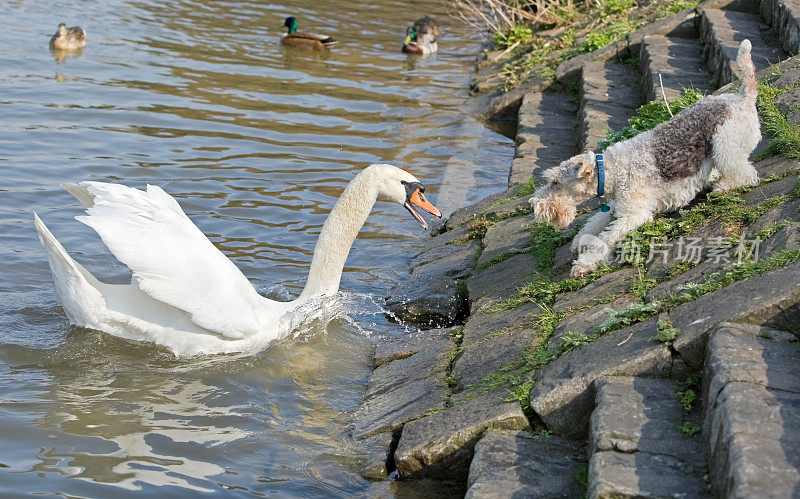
[531,39,760,278]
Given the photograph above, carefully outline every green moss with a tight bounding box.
[466,216,492,239]
[598,88,706,151]
[619,189,789,259]
[457,278,468,298]
[467,308,561,401]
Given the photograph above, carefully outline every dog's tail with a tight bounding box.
[737,39,757,100]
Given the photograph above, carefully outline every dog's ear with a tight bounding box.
[544,167,559,183]
[576,154,594,178]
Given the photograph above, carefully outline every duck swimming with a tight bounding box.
[281,16,337,50]
[50,23,86,50]
[402,16,440,55]
[34,164,441,358]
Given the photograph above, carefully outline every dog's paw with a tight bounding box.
[571,261,597,279]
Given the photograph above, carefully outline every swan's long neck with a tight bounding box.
[299,169,381,299]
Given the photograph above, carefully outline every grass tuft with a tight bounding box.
[598,88,705,151]
[757,81,800,160]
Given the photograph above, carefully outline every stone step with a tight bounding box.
[393,391,529,482]
[466,430,587,497]
[700,8,787,87]
[476,212,536,268]
[761,0,800,54]
[703,322,800,497]
[529,317,681,438]
[579,61,644,151]
[587,377,708,498]
[512,90,579,184]
[639,35,714,102]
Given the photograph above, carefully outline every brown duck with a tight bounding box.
[281,16,337,50]
[50,23,86,50]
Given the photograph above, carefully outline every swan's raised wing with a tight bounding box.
[72,181,269,339]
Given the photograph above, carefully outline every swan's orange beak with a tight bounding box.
[404,188,441,230]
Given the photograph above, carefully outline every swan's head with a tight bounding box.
[369,164,442,230]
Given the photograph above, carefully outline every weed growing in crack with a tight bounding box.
[529,221,568,273]
[629,264,657,299]
[492,265,614,312]
[676,371,702,412]
[676,388,697,412]
[558,331,592,352]
[651,318,681,346]
[677,421,701,437]
[517,177,537,197]
[597,301,661,334]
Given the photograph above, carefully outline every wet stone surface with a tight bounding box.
[385,238,479,327]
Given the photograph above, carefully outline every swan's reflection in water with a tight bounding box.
[2,298,381,494]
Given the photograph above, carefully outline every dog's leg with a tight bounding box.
[570,203,615,253]
[571,208,653,278]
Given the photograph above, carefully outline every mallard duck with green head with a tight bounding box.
[50,23,86,50]
[402,16,440,55]
[281,16,337,50]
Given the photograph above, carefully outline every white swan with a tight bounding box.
[33,164,441,358]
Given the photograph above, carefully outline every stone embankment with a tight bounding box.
[351,0,800,496]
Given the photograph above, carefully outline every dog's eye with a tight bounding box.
[552,180,559,187]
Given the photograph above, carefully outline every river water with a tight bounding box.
[0,0,512,495]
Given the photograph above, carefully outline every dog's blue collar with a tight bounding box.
[595,153,605,197]
[595,153,610,212]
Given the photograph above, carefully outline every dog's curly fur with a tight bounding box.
[530,40,760,278]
